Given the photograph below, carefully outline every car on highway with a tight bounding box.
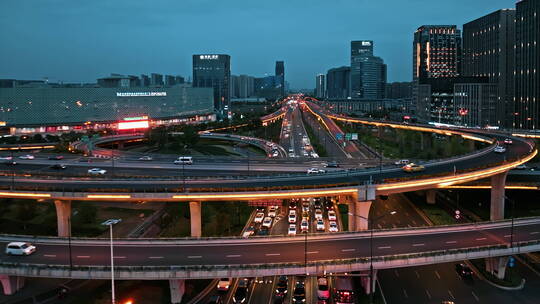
[275,275,288,298]
[288,213,297,224]
[272,151,279,157]
[174,156,193,165]
[316,220,325,231]
[455,263,474,278]
[18,154,35,160]
[514,164,528,170]
[233,279,250,303]
[0,156,12,160]
[207,295,223,304]
[394,159,410,166]
[300,219,309,233]
[315,209,323,220]
[138,156,153,161]
[254,212,265,223]
[5,242,36,256]
[288,152,295,157]
[87,168,107,175]
[504,138,513,145]
[242,226,255,238]
[50,164,67,170]
[328,210,337,221]
[494,145,506,153]
[288,224,297,236]
[268,207,277,218]
[324,161,339,168]
[402,163,425,173]
[292,280,306,304]
[257,228,269,236]
[289,200,297,209]
[307,168,325,174]
[217,278,231,291]
[48,155,64,160]
[2,160,17,166]
[262,216,273,228]
[317,276,330,300]
[329,221,338,232]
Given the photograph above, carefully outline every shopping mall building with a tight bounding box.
[0,77,216,135]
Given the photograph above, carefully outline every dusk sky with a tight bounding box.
[1,0,513,89]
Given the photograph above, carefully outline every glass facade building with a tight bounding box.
[193,54,231,114]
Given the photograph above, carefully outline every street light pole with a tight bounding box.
[101,219,121,304]
[506,196,516,248]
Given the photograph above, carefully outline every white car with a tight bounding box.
[494,146,506,153]
[329,221,338,232]
[307,168,325,174]
[18,154,35,160]
[504,138,513,145]
[316,220,325,231]
[288,224,297,236]
[138,156,153,161]
[300,219,309,232]
[254,212,265,223]
[289,209,296,216]
[288,213,297,224]
[394,159,410,166]
[317,277,330,300]
[217,278,231,291]
[262,217,273,228]
[5,242,36,256]
[0,156,13,160]
[315,209,323,220]
[328,210,337,221]
[268,207,277,218]
[88,168,106,175]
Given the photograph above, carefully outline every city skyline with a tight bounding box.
[0,0,513,89]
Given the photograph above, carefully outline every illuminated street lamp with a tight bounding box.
[101,218,122,304]
[348,210,396,303]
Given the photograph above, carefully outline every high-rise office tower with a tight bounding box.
[193,54,231,113]
[150,73,163,86]
[351,40,386,99]
[413,25,461,81]
[140,74,150,87]
[315,74,326,99]
[514,0,539,130]
[326,66,351,99]
[275,61,285,97]
[463,9,515,127]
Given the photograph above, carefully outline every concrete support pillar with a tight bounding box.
[54,200,72,237]
[0,275,25,295]
[169,279,185,304]
[426,190,437,205]
[485,257,509,280]
[348,200,372,231]
[490,171,508,221]
[359,270,377,295]
[189,201,202,237]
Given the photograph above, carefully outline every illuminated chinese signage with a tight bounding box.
[362,41,372,46]
[117,116,150,130]
[116,92,167,97]
[199,55,219,60]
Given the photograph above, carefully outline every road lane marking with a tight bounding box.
[472,291,480,302]
[341,249,355,252]
[435,270,441,279]
[425,289,431,300]
[114,256,126,259]
[266,253,281,256]
[378,246,392,249]
[76,256,90,258]
[226,254,242,258]
[412,220,417,225]
[412,243,425,247]
[445,241,457,244]
[394,270,399,277]
[476,237,487,241]
[306,251,319,254]
[43,254,56,258]
[448,289,455,299]
[402,289,408,298]
[188,256,202,259]
[149,256,164,259]
[415,270,420,279]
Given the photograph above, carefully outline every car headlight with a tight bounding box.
[302,299,306,302]
[241,299,246,303]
